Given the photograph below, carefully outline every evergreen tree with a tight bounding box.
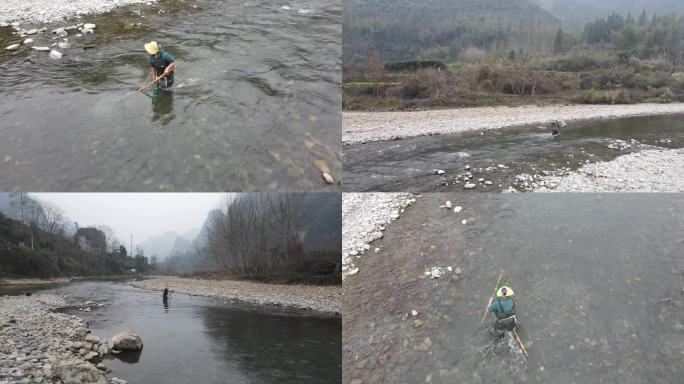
[553,28,564,54]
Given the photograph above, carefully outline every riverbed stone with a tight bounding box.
[111,331,143,352]
[5,43,20,50]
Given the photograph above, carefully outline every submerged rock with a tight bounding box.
[111,331,143,352]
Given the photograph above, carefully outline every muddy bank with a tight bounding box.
[0,293,126,384]
[342,193,416,279]
[343,193,684,384]
[522,148,684,192]
[343,103,684,145]
[132,277,341,314]
[0,0,157,25]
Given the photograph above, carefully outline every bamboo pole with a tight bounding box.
[138,74,165,92]
[513,328,528,357]
[481,272,504,322]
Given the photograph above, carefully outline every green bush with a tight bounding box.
[658,88,673,103]
[385,60,447,71]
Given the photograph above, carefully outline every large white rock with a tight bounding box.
[49,50,63,59]
[111,331,143,352]
[83,23,96,29]
[5,43,20,50]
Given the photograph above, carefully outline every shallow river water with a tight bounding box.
[0,0,341,191]
[3,280,341,384]
[343,194,684,383]
[343,114,684,192]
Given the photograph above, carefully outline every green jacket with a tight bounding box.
[488,297,516,319]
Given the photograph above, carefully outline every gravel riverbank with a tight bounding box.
[522,148,684,192]
[0,0,158,25]
[342,193,416,279]
[0,294,125,384]
[342,103,684,144]
[131,277,341,314]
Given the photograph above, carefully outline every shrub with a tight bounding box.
[385,60,447,71]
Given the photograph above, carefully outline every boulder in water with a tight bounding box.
[111,331,143,352]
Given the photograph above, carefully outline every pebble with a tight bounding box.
[322,172,334,184]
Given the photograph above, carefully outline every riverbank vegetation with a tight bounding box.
[0,194,151,279]
[343,0,684,110]
[161,193,342,285]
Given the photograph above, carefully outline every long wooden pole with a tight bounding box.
[481,272,504,322]
[513,328,528,357]
[138,74,165,92]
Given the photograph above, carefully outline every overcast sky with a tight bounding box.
[31,193,226,245]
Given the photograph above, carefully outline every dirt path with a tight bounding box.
[343,103,684,144]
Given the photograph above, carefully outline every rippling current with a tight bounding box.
[0,0,341,191]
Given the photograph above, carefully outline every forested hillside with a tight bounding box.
[534,0,684,28]
[343,2,684,110]
[0,194,150,278]
[344,0,559,64]
[161,193,342,284]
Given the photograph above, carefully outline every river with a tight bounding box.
[343,193,684,383]
[2,280,341,383]
[0,0,341,191]
[343,114,684,191]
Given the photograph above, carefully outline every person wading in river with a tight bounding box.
[487,286,517,336]
[143,41,176,90]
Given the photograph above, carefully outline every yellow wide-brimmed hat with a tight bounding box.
[497,286,514,298]
[144,41,159,55]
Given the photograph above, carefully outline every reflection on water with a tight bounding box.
[0,0,341,191]
[343,114,684,191]
[147,88,175,125]
[19,281,341,384]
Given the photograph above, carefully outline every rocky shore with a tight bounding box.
[342,103,684,144]
[0,294,127,384]
[342,193,416,279]
[131,277,341,314]
[0,0,158,25]
[519,148,684,192]
[0,278,73,286]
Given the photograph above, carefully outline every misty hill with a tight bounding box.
[0,194,11,215]
[344,0,559,64]
[168,236,191,256]
[140,228,199,259]
[533,0,684,28]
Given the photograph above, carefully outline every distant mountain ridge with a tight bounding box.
[140,227,199,259]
